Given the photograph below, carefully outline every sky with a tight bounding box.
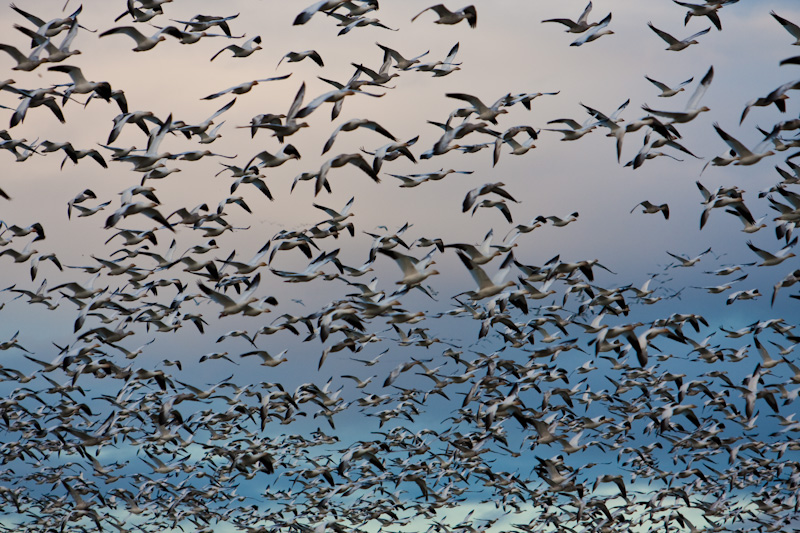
[1,1,800,532]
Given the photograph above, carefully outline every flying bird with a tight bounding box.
[647,22,710,51]
[210,35,262,61]
[411,4,477,28]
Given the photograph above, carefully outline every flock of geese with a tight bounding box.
[1,1,800,533]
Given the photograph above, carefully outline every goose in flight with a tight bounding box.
[543,116,598,141]
[415,42,461,77]
[293,1,348,25]
[771,10,800,45]
[712,122,775,166]
[412,5,477,28]
[642,65,713,124]
[581,98,629,161]
[351,54,399,86]
[647,22,710,51]
[48,64,112,103]
[747,239,797,267]
[174,98,236,138]
[99,25,183,52]
[446,92,509,124]
[630,200,669,220]
[314,152,380,196]
[376,43,429,70]
[171,13,240,36]
[739,79,800,124]
[673,1,724,30]
[542,2,604,33]
[472,199,513,223]
[645,75,693,97]
[462,182,517,212]
[210,36,262,61]
[321,118,396,155]
[14,22,81,63]
[0,41,49,71]
[277,50,324,68]
[361,135,418,173]
[201,73,291,100]
[199,274,276,317]
[725,204,766,233]
[296,86,383,121]
[245,82,309,142]
[332,15,397,36]
[570,13,612,46]
[456,251,516,300]
[10,3,84,39]
[7,86,65,127]
[666,247,711,267]
[378,248,439,289]
[444,229,506,266]
[244,144,301,171]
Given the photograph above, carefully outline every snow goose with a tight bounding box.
[412,4,476,28]
[725,204,766,233]
[647,22,710,51]
[536,212,579,227]
[362,135,418,173]
[10,3,84,39]
[321,118,396,154]
[666,247,711,267]
[456,251,516,301]
[674,1,723,30]
[199,274,275,317]
[314,152,380,196]
[99,25,182,52]
[0,42,48,71]
[48,64,112,102]
[107,111,163,144]
[270,249,341,282]
[376,43,428,70]
[581,99,628,161]
[171,13,240,36]
[542,2,600,33]
[378,248,439,289]
[14,22,81,63]
[771,11,800,45]
[277,50,324,68]
[712,122,775,166]
[726,289,761,305]
[446,92,509,124]
[444,229,506,265]
[330,14,397,36]
[570,13,612,46]
[210,35,262,61]
[462,182,517,212]
[747,239,797,267]
[8,87,65,127]
[351,55,399,86]
[247,82,309,142]
[175,98,236,137]
[645,75,693,97]
[296,86,383,120]
[642,66,713,124]
[415,42,461,77]
[740,80,800,124]
[294,1,348,25]
[201,73,291,100]
[244,144,301,172]
[543,117,598,141]
[630,200,669,220]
